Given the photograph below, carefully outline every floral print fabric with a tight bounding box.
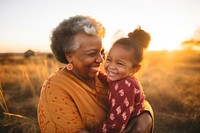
[91,76,145,133]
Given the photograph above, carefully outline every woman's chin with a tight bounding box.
[89,71,99,78]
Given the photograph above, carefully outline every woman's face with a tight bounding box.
[104,44,134,81]
[70,33,104,81]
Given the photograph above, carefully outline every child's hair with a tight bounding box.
[113,26,151,66]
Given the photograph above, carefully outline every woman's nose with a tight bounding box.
[96,53,103,63]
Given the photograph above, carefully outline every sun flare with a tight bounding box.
[102,29,186,52]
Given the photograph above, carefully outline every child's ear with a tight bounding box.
[133,65,141,73]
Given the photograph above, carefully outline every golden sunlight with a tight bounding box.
[149,36,182,51]
[103,27,188,51]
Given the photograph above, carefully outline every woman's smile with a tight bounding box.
[91,66,100,72]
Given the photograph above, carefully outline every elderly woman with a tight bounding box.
[37,15,153,133]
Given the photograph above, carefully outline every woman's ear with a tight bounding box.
[64,52,73,63]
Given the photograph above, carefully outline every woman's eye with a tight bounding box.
[88,52,97,56]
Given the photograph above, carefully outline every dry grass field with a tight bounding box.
[0,50,200,133]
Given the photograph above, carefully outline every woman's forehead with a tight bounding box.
[75,34,102,48]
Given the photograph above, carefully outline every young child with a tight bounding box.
[79,27,151,133]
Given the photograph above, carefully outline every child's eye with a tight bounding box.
[117,62,124,66]
[106,58,111,62]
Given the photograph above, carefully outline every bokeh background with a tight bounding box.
[0,0,200,133]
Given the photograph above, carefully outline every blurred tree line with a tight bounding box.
[181,27,200,50]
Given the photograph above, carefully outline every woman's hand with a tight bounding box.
[123,112,153,133]
[76,130,90,133]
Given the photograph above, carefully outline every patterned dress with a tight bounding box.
[37,68,109,133]
[91,74,145,133]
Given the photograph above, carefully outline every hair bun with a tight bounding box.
[128,26,151,49]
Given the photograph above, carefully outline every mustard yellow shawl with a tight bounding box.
[38,67,109,133]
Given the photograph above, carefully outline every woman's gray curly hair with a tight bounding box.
[50,15,105,64]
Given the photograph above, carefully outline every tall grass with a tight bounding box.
[0,51,200,133]
[138,50,200,133]
[0,55,61,133]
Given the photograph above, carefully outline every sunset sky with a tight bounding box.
[0,0,200,53]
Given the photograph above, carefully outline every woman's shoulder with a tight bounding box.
[45,67,65,80]
[42,67,73,88]
[42,67,81,92]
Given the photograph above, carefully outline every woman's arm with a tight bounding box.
[38,78,85,133]
[123,100,154,133]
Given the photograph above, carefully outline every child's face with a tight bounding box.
[104,44,134,81]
